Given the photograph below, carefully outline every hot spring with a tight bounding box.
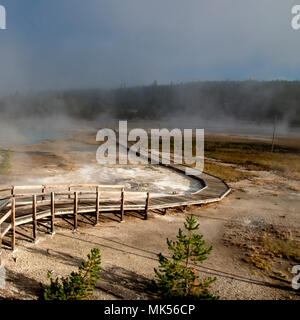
[21,165,202,195]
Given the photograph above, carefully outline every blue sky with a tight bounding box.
[0,0,299,93]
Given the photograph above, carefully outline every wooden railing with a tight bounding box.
[0,167,231,255]
[0,184,151,253]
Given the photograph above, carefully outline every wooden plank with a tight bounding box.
[11,184,125,191]
[120,189,125,222]
[0,209,12,225]
[95,188,100,225]
[43,184,70,189]
[42,187,46,201]
[0,199,10,211]
[13,193,50,199]
[70,184,124,189]
[9,199,68,211]
[144,192,150,220]
[98,191,122,196]
[11,197,15,251]
[0,228,2,261]
[0,222,11,238]
[32,195,37,242]
[0,187,13,192]
[97,185,125,189]
[0,195,12,202]
[74,192,78,230]
[13,185,44,191]
[124,191,147,196]
[50,192,55,234]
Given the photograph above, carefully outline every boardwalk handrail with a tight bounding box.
[0,184,126,201]
[0,164,231,255]
[0,184,152,253]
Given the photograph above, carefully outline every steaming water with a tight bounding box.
[0,127,67,146]
[23,165,202,195]
[20,129,67,145]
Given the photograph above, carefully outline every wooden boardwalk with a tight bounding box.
[0,163,230,253]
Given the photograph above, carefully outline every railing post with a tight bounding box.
[145,192,150,220]
[95,187,100,225]
[68,186,71,199]
[50,192,55,235]
[11,186,14,197]
[42,186,46,201]
[32,194,38,243]
[74,192,78,231]
[0,235,2,265]
[11,197,16,252]
[120,188,125,222]
[0,226,2,264]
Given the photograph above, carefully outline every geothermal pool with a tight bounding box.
[23,165,202,195]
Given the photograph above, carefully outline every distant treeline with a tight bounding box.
[1,80,300,126]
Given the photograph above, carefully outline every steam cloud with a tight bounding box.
[0,1,300,141]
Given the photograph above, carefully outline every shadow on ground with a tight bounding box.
[5,269,41,298]
[97,265,157,300]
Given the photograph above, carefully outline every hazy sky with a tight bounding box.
[0,0,300,93]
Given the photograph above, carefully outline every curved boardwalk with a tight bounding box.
[0,164,230,253]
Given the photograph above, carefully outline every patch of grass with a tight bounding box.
[205,140,300,180]
[262,234,300,263]
[147,138,255,182]
[0,150,11,175]
[147,135,300,181]
[224,222,300,283]
[204,161,254,183]
[244,254,271,271]
[272,270,288,279]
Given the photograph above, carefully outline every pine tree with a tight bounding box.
[42,248,101,300]
[154,215,218,300]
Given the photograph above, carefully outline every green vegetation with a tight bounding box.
[235,226,300,279]
[244,254,271,271]
[262,234,300,263]
[0,150,11,175]
[204,139,300,180]
[148,138,256,182]
[41,248,101,300]
[149,134,300,182]
[204,161,254,183]
[154,215,218,300]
